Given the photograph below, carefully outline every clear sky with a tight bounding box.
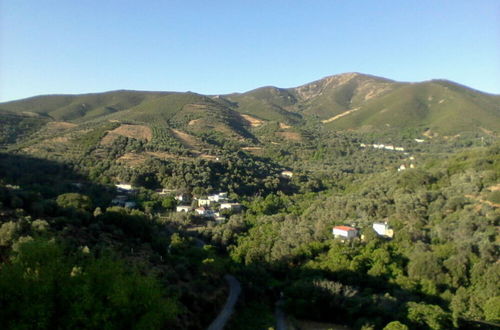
[1,0,499,102]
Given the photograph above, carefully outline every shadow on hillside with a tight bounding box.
[181,227,485,330]
[0,152,113,205]
[0,152,228,330]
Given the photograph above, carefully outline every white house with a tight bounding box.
[116,183,133,191]
[175,193,190,203]
[176,205,192,212]
[215,216,226,224]
[398,164,407,172]
[195,207,214,218]
[372,222,394,238]
[395,147,405,151]
[414,139,425,143]
[281,171,294,178]
[157,188,176,195]
[208,192,228,202]
[220,202,242,212]
[332,226,358,239]
[198,198,212,207]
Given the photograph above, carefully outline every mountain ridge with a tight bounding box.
[1,73,499,145]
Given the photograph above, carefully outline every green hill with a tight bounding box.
[0,90,168,122]
[326,80,500,135]
[288,72,398,119]
[224,87,303,124]
[1,73,498,152]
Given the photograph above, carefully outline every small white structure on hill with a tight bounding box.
[372,222,394,238]
[332,226,358,239]
[208,192,228,202]
[175,193,190,203]
[116,183,133,191]
[220,202,242,212]
[176,205,192,212]
[281,171,294,178]
[195,207,214,218]
[215,216,226,224]
[198,198,212,207]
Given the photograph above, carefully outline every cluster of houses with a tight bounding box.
[111,183,137,208]
[398,156,417,172]
[360,143,405,152]
[332,222,394,240]
[359,143,419,172]
[175,192,242,223]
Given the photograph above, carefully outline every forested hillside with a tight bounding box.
[0,74,499,329]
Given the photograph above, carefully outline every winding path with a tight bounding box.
[164,224,242,329]
[207,275,242,330]
[275,298,287,330]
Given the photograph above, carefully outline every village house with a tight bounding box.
[198,198,212,207]
[208,192,228,202]
[157,188,176,195]
[220,202,242,212]
[372,222,394,238]
[215,216,226,224]
[332,226,358,239]
[281,171,294,179]
[115,183,133,191]
[195,207,214,218]
[175,193,191,203]
[176,205,192,212]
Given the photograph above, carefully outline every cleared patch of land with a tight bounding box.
[241,114,264,127]
[488,184,500,192]
[46,121,77,130]
[170,128,203,150]
[101,124,152,145]
[117,153,149,167]
[188,119,203,126]
[146,151,190,161]
[321,108,360,123]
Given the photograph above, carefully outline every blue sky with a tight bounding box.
[1,0,499,101]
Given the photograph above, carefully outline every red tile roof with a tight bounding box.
[333,226,357,231]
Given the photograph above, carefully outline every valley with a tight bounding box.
[0,73,499,329]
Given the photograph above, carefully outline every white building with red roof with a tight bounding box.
[332,225,358,239]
